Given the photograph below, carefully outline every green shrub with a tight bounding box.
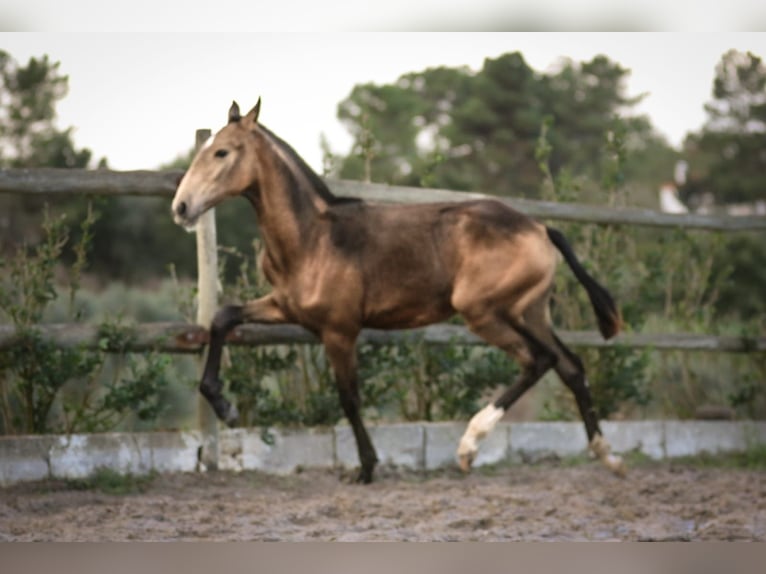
[0,206,173,435]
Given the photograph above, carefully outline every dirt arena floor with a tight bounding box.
[1,460,764,541]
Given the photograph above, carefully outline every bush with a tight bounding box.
[0,206,173,435]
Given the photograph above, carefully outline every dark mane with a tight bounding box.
[259,124,361,206]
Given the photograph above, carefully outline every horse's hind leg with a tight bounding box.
[322,330,378,484]
[549,333,626,476]
[456,312,557,471]
[511,296,626,476]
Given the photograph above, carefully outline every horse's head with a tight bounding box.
[172,99,261,229]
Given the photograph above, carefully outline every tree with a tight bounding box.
[682,50,766,319]
[336,65,472,186]
[448,52,543,196]
[0,50,91,169]
[334,52,666,200]
[687,50,766,204]
[539,56,661,185]
[0,50,191,286]
[0,50,94,256]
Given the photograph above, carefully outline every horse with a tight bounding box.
[171,99,626,483]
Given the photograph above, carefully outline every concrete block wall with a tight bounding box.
[1,420,764,486]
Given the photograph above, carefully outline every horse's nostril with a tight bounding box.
[176,201,187,217]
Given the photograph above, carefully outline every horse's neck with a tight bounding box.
[246,135,327,271]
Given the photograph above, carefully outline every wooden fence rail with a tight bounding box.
[2,159,765,474]
[1,322,764,354]
[1,166,765,358]
[1,168,766,232]
[3,143,763,471]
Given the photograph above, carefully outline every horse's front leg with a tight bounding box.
[322,330,378,484]
[201,294,287,426]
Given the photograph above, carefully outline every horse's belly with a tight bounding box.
[363,292,455,330]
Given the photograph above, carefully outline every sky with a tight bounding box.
[2,33,766,172]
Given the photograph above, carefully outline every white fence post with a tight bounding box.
[193,128,220,471]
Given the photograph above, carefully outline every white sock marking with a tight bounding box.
[590,434,626,476]
[457,403,504,469]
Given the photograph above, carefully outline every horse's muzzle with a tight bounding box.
[171,200,198,231]
[175,200,188,218]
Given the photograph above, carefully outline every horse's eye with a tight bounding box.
[214,149,229,158]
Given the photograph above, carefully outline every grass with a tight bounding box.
[668,443,766,471]
[65,467,158,495]
[469,442,766,475]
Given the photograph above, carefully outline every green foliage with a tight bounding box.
[0,50,95,275]
[0,50,91,169]
[681,50,766,320]
[536,116,652,420]
[669,443,766,471]
[717,234,766,319]
[3,48,761,433]
[358,338,512,422]
[0,208,90,433]
[335,52,668,199]
[537,112,764,421]
[0,207,68,327]
[634,225,761,419]
[100,352,172,426]
[691,50,766,204]
[65,467,157,495]
[585,347,651,419]
[0,207,172,435]
[0,328,101,434]
[0,49,256,288]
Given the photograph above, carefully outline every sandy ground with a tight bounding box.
[1,461,764,541]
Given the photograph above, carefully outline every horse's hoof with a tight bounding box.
[457,450,475,473]
[224,404,240,428]
[456,439,477,473]
[605,454,627,478]
[590,434,627,478]
[354,465,374,484]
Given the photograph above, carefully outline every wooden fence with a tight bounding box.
[3,167,766,232]
[1,167,765,355]
[3,142,765,469]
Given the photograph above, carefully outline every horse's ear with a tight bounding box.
[228,101,241,123]
[247,97,261,124]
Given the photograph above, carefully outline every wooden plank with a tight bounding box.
[330,180,766,232]
[0,167,183,197]
[0,322,205,353]
[1,322,764,353]
[192,129,220,470]
[1,168,764,231]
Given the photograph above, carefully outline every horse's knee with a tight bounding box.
[534,347,558,374]
[211,305,243,334]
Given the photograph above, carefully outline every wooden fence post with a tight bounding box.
[193,128,220,471]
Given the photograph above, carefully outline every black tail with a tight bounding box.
[546,227,622,340]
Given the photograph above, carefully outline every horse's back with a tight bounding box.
[323,198,552,329]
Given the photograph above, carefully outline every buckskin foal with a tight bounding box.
[171,100,626,483]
